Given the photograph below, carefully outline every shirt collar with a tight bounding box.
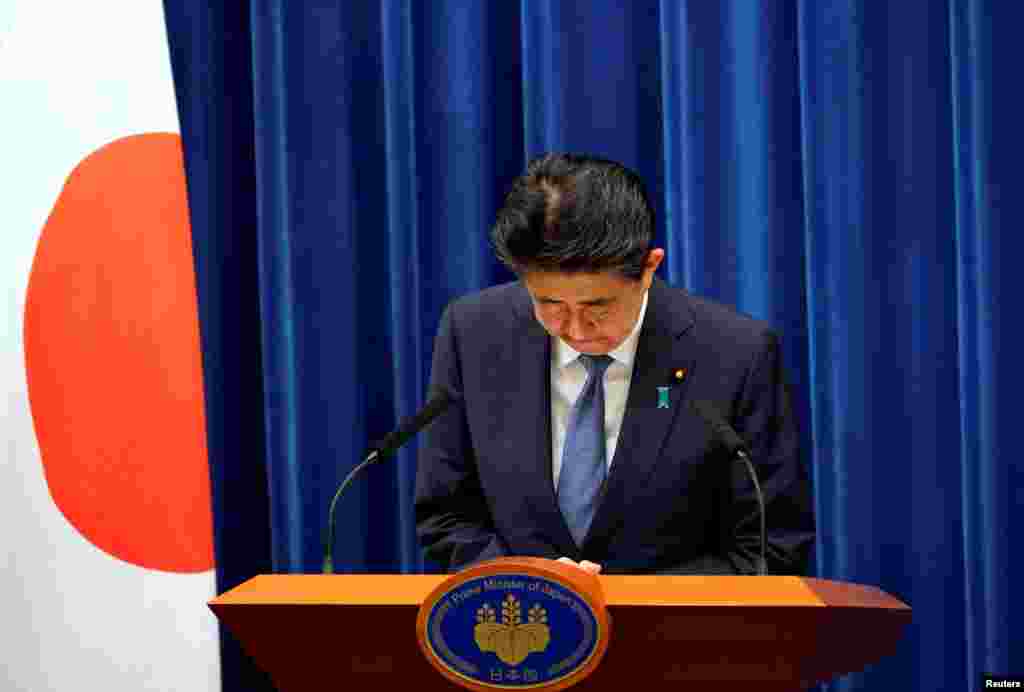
[554,289,649,369]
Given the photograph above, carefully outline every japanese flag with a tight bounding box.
[0,3,219,691]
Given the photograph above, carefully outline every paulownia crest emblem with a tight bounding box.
[474,594,551,665]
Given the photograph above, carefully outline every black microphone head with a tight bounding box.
[372,388,456,458]
[689,399,717,423]
[424,386,455,410]
[689,399,749,456]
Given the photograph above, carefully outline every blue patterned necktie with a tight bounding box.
[558,354,614,547]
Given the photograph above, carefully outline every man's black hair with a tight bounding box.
[490,153,654,280]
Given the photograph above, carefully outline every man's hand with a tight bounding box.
[556,557,602,575]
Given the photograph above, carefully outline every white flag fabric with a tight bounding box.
[0,3,220,691]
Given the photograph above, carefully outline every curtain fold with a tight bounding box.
[162,2,1021,690]
[381,0,426,568]
[950,0,1021,680]
[798,1,966,689]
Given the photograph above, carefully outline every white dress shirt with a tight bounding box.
[550,290,649,489]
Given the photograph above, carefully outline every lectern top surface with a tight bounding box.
[211,574,908,611]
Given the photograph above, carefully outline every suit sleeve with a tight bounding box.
[656,330,815,575]
[415,303,509,571]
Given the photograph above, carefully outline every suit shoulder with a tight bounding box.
[669,288,778,352]
[691,293,771,331]
[445,281,526,322]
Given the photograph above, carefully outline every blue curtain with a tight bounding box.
[163,1,1021,691]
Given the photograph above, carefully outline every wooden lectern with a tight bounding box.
[210,574,910,691]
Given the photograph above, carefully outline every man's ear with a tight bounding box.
[643,248,665,286]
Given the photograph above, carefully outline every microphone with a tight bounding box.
[322,389,455,574]
[690,400,767,576]
[368,389,455,460]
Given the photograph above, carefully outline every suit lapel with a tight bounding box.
[584,278,696,553]
[504,284,579,557]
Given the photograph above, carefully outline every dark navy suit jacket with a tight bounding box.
[415,278,814,574]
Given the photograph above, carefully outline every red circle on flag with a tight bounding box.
[24,133,215,573]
